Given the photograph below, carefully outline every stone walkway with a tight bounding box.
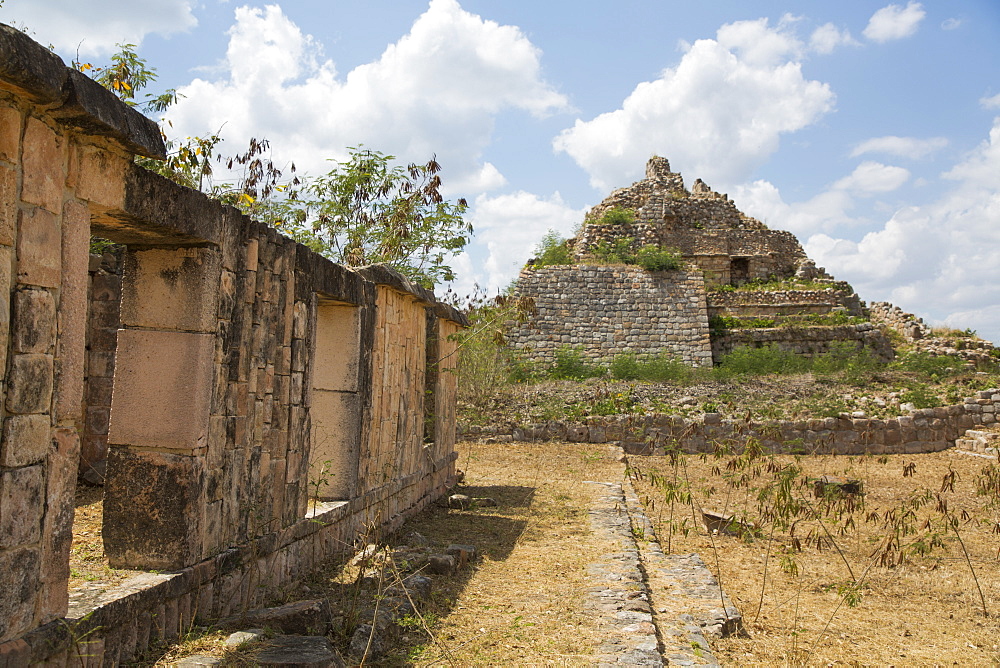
[584,464,743,666]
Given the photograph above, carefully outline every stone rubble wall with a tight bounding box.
[869,300,998,365]
[574,157,807,286]
[710,324,894,364]
[465,389,1000,458]
[868,301,930,341]
[0,23,465,662]
[707,284,861,312]
[509,264,714,367]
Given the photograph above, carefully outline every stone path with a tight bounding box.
[584,465,743,666]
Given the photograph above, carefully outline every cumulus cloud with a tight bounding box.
[0,0,196,56]
[809,23,859,54]
[164,1,568,191]
[851,135,948,160]
[832,161,910,193]
[863,2,926,43]
[552,17,834,192]
[805,117,1000,342]
[451,191,586,295]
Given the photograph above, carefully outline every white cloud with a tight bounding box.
[832,161,910,193]
[941,18,962,31]
[809,23,859,54]
[1,0,196,56]
[863,2,926,43]
[451,191,586,295]
[164,1,568,191]
[553,17,834,192]
[851,135,948,159]
[803,117,1000,343]
[981,93,1000,110]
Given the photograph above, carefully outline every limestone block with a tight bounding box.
[11,287,54,353]
[0,164,15,246]
[120,248,222,333]
[74,145,126,209]
[310,390,360,500]
[109,329,215,451]
[16,207,61,288]
[20,117,62,213]
[0,464,44,547]
[103,447,206,570]
[56,199,90,421]
[40,427,78,622]
[0,105,20,164]
[5,353,53,414]
[0,414,49,467]
[0,546,40,643]
[312,303,360,392]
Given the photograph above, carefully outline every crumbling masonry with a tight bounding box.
[0,24,465,664]
[509,156,890,365]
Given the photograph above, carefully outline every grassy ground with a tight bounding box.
[630,448,1000,666]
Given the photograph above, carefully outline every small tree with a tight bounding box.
[275,147,471,287]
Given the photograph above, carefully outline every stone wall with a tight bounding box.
[710,323,894,364]
[868,301,929,341]
[869,300,998,365]
[574,157,808,286]
[509,264,713,367]
[0,23,465,661]
[707,283,863,317]
[79,251,122,482]
[467,389,1000,458]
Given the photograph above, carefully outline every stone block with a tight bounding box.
[56,199,90,421]
[0,547,40,643]
[312,303,360,392]
[5,353,53,414]
[1,414,50,467]
[16,207,61,288]
[20,117,62,213]
[120,248,222,333]
[109,329,215,451]
[103,448,206,570]
[0,105,20,164]
[0,164,15,246]
[40,428,77,623]
[11,288,55,353]
[0,464,44,547]
[74,146,126,209]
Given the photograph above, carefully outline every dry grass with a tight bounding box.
[631,449,1000,666]
[377,439,626,665]
[69,484,133,590]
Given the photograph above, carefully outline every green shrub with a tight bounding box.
[591,238,635,265]
[598,207,635,225]
[891,351,959,379]
[610,352,692,383]
[634,245,682,272]
[551,345,605,380]
[716,344,807,376]
[531,229,573,267]
[900,383,940,409]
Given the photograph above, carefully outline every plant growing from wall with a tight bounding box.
[596,207,635,225]
[529,229,573,266]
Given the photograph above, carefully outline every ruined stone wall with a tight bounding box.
[707,284,864,318]
[509,264,713,367]
[471,388,1000,458]
[868,301,930,341]
[0,23,466,659]
[575,158,808,285]
[710,323,894,364]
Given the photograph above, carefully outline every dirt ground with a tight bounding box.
[630,448,1000,666]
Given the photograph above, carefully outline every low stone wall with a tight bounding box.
[868,301,929,341]
[464,389,1000,458]
[509,264,713,367]
[710,323,894,364]
[707,284,862,316]
[0,457,455,665]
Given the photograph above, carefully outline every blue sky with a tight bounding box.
[5,1,1000,341]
